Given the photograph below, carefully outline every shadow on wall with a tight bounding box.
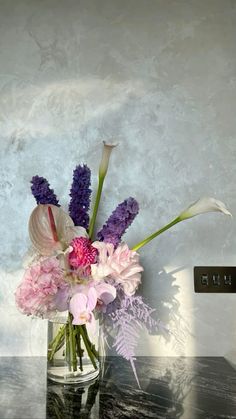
[139,258,192,355]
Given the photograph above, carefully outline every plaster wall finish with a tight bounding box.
[0,0,236,359]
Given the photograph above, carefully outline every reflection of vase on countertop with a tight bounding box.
[46,376,100,418]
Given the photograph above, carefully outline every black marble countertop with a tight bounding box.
[0,357,236,419]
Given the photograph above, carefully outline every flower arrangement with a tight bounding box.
[15,142,231,387]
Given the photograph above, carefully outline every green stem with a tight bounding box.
[132,216,181,252]
[66,323,71,371]
[68,313,77,372]
[79,326,97,370]
[81,324,99,360]
[75,326,84,371]
[48,325,65,350]
[89,176,104,239]
[48,320,98,373]
[47,325,66,361]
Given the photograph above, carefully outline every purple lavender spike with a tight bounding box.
[97,197,139,247]
[31,176,60,206]
[69,164,91,229]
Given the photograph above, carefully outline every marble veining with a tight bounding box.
[1,357,236,418]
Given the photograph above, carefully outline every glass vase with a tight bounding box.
[47,313,99,384]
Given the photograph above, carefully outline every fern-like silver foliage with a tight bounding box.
[105,290,167,388]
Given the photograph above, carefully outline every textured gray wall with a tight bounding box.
[0,0,236,358]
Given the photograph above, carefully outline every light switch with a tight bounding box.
[201,274,209,286]
[194,267,236,293]
[224,274,232,286]
[212,274,220,286]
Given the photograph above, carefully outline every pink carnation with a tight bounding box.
[68,237,98,276]
[91,242,143,296]
[15,257,68,317]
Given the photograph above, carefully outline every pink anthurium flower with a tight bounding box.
[69,287,97,326]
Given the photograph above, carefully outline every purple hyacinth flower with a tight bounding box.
[31,176,60,206]
[97,197,139,248]
[69,164,92,229]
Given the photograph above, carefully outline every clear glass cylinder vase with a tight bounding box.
[47,313,99,384]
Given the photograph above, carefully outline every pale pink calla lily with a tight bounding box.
[69,287,97,326]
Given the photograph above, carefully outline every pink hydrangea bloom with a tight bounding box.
[68,237,97,276]
[15,257,68,317]
[91,242,143,296]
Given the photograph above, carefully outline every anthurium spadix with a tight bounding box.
[132,197,231,251]
[28,204,89,256]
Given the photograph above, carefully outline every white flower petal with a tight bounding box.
[99,141,118,177]
[179,197,232,220]
[64,226,88,243]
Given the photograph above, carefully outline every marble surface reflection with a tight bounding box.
[0,357,236,418]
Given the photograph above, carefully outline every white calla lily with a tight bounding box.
[99,141,118,178]
[89,141,117,238]
[132,197,231,251]
[179,197,232,220]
